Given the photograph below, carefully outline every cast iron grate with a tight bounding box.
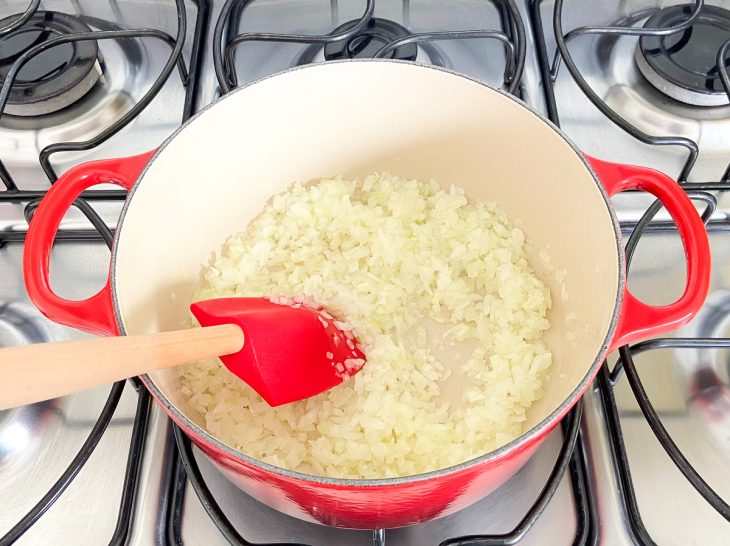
[0,0,208,243]
[0,0,209,544]
[157,2,596,545]
[530,1,730,543]
[165,404,591,546]
[212,0,526,97]
[0,1,598,544]
[1,1,598,544]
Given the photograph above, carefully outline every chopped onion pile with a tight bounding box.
[180,173,552,479]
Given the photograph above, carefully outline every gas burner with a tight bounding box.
[635,5,730,107]
[295,17,447,69]
[0,11,103,117]
[324,17,417,61]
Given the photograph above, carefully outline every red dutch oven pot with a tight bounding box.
[23,61,710,529]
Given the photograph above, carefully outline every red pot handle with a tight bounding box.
[23,150,709,348]
[23,151,155,337]
[586,156,711,352]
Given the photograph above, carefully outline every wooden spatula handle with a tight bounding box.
[0,324,244,410]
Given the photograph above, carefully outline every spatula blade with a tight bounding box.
[190,297,365,406]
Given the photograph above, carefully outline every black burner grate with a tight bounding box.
[323,17,418,61]
[15,0,726,543]
[164,404,593,546]
[213,0,526,96]
[154,2,595,545]
[635,5,730,107]
[0,11,102,116]
[530,1,730,543]
[0,1,209,544]
[0,1,598,545]
[0,0,205,205]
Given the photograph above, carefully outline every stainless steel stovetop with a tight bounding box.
[0,1,728,545]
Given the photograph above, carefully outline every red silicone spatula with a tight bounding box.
[0,297,365,410]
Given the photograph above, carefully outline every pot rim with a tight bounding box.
[113,59,625,487]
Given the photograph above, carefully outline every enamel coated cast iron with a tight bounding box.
[23,61,710,529]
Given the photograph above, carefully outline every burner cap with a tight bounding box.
[0,11,101,117]
[324,18,417,61]
[636,5,730,107]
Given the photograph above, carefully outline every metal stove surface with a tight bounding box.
[535,0,730,544]
[0,0,200,543]
[1,0,729,545]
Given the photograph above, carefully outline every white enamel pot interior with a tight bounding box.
[114,61,621,523]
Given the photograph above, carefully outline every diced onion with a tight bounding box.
[180,173,552,479]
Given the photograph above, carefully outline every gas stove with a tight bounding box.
[0,1,728,545]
